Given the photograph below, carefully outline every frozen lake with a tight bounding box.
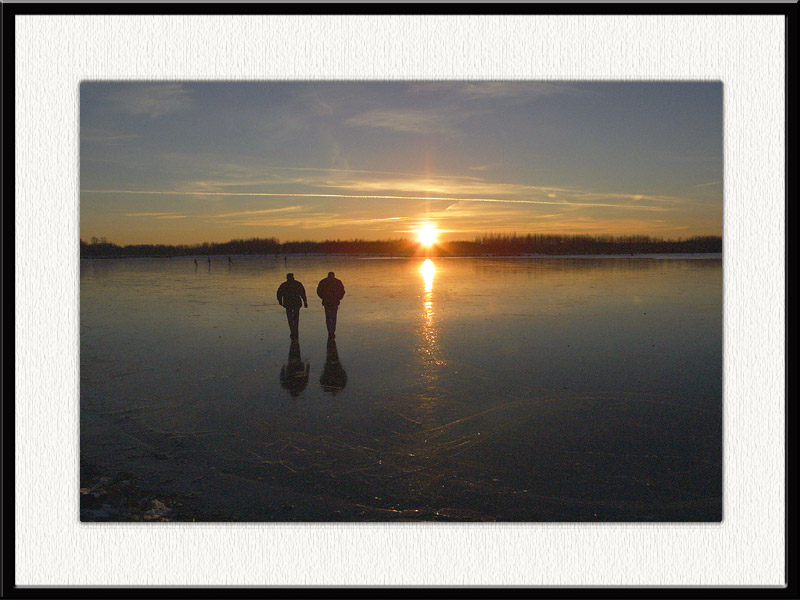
[80,255,722,521]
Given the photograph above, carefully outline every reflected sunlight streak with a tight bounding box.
[422,258,435,294]
[419,259,444,371]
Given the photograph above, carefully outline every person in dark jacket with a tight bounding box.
[276,273,308,340]
[316,271,345,338]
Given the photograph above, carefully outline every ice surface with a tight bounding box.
[80,255,722,521]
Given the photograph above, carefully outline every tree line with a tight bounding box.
[80,234,722,258]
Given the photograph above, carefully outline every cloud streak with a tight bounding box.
[148,160,685,209]
[144,153,687,209]
[345,107,478,135]
[85,189,672,211]
[110,84,192,118]
[209,206,303,218]
[81,128,140,145]
[411,81,585,102]
[694,181,722,187]
[124,212,185,219]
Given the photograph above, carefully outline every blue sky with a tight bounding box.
[80,81,722,244]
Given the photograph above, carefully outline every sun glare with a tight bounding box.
[417,225,440,247]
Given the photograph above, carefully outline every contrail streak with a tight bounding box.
[80,189,670,211]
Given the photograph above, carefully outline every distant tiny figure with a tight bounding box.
[284,256,288,266]
[280,340,309,397]
[276,273,308,340]
[207,256,211,270]
[320,338,347,394]
[316,271,345,338]
[228,256,233,266]
[193,258,198,270]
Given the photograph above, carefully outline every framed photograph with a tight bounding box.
[10,6,788,592]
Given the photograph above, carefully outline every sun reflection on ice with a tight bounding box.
[419,259,444,367]
[421,258,435,294]
[413,258,445,423]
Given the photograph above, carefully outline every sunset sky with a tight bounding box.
[80,81,722,245]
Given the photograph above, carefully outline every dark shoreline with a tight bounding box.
[80,251,723,260]
[81,234,723,259]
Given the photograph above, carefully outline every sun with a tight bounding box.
[417,225,440,247]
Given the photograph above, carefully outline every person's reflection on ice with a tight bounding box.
[320,338,347,395]
[280,339,309,397]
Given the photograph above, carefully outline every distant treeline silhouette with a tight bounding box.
[80,234,722,258]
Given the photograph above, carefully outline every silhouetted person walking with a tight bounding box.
[320,338,347,394]
[316,271,345,338]
[277,273,308,340]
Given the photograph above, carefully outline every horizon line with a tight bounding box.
[81,233,723,247]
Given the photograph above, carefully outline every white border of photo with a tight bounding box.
[15,14,785,587]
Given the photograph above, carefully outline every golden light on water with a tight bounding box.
[415,258,443,422]
[419,258,443,369]
[421,258,436,294]
[421,259,435,345]
[417,225,440,247]
[421,259,435,332]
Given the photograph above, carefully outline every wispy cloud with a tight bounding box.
[125,212,178,217]
[87,189,672,212]
[85,152,685,215]
[216,214,411,231]
[411,81,584,102]
[694,180,722,187]
[209,206,303,218]
[268,166,484,181]
[238,165,683,208]
[111,84,192,118]
[124,212,186,219]
[345,108,476,135]
[261,171,682,209]
[345,83,584,137]
[168,162,488,191]
[81,128,140,146]
[468,163,501,172]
